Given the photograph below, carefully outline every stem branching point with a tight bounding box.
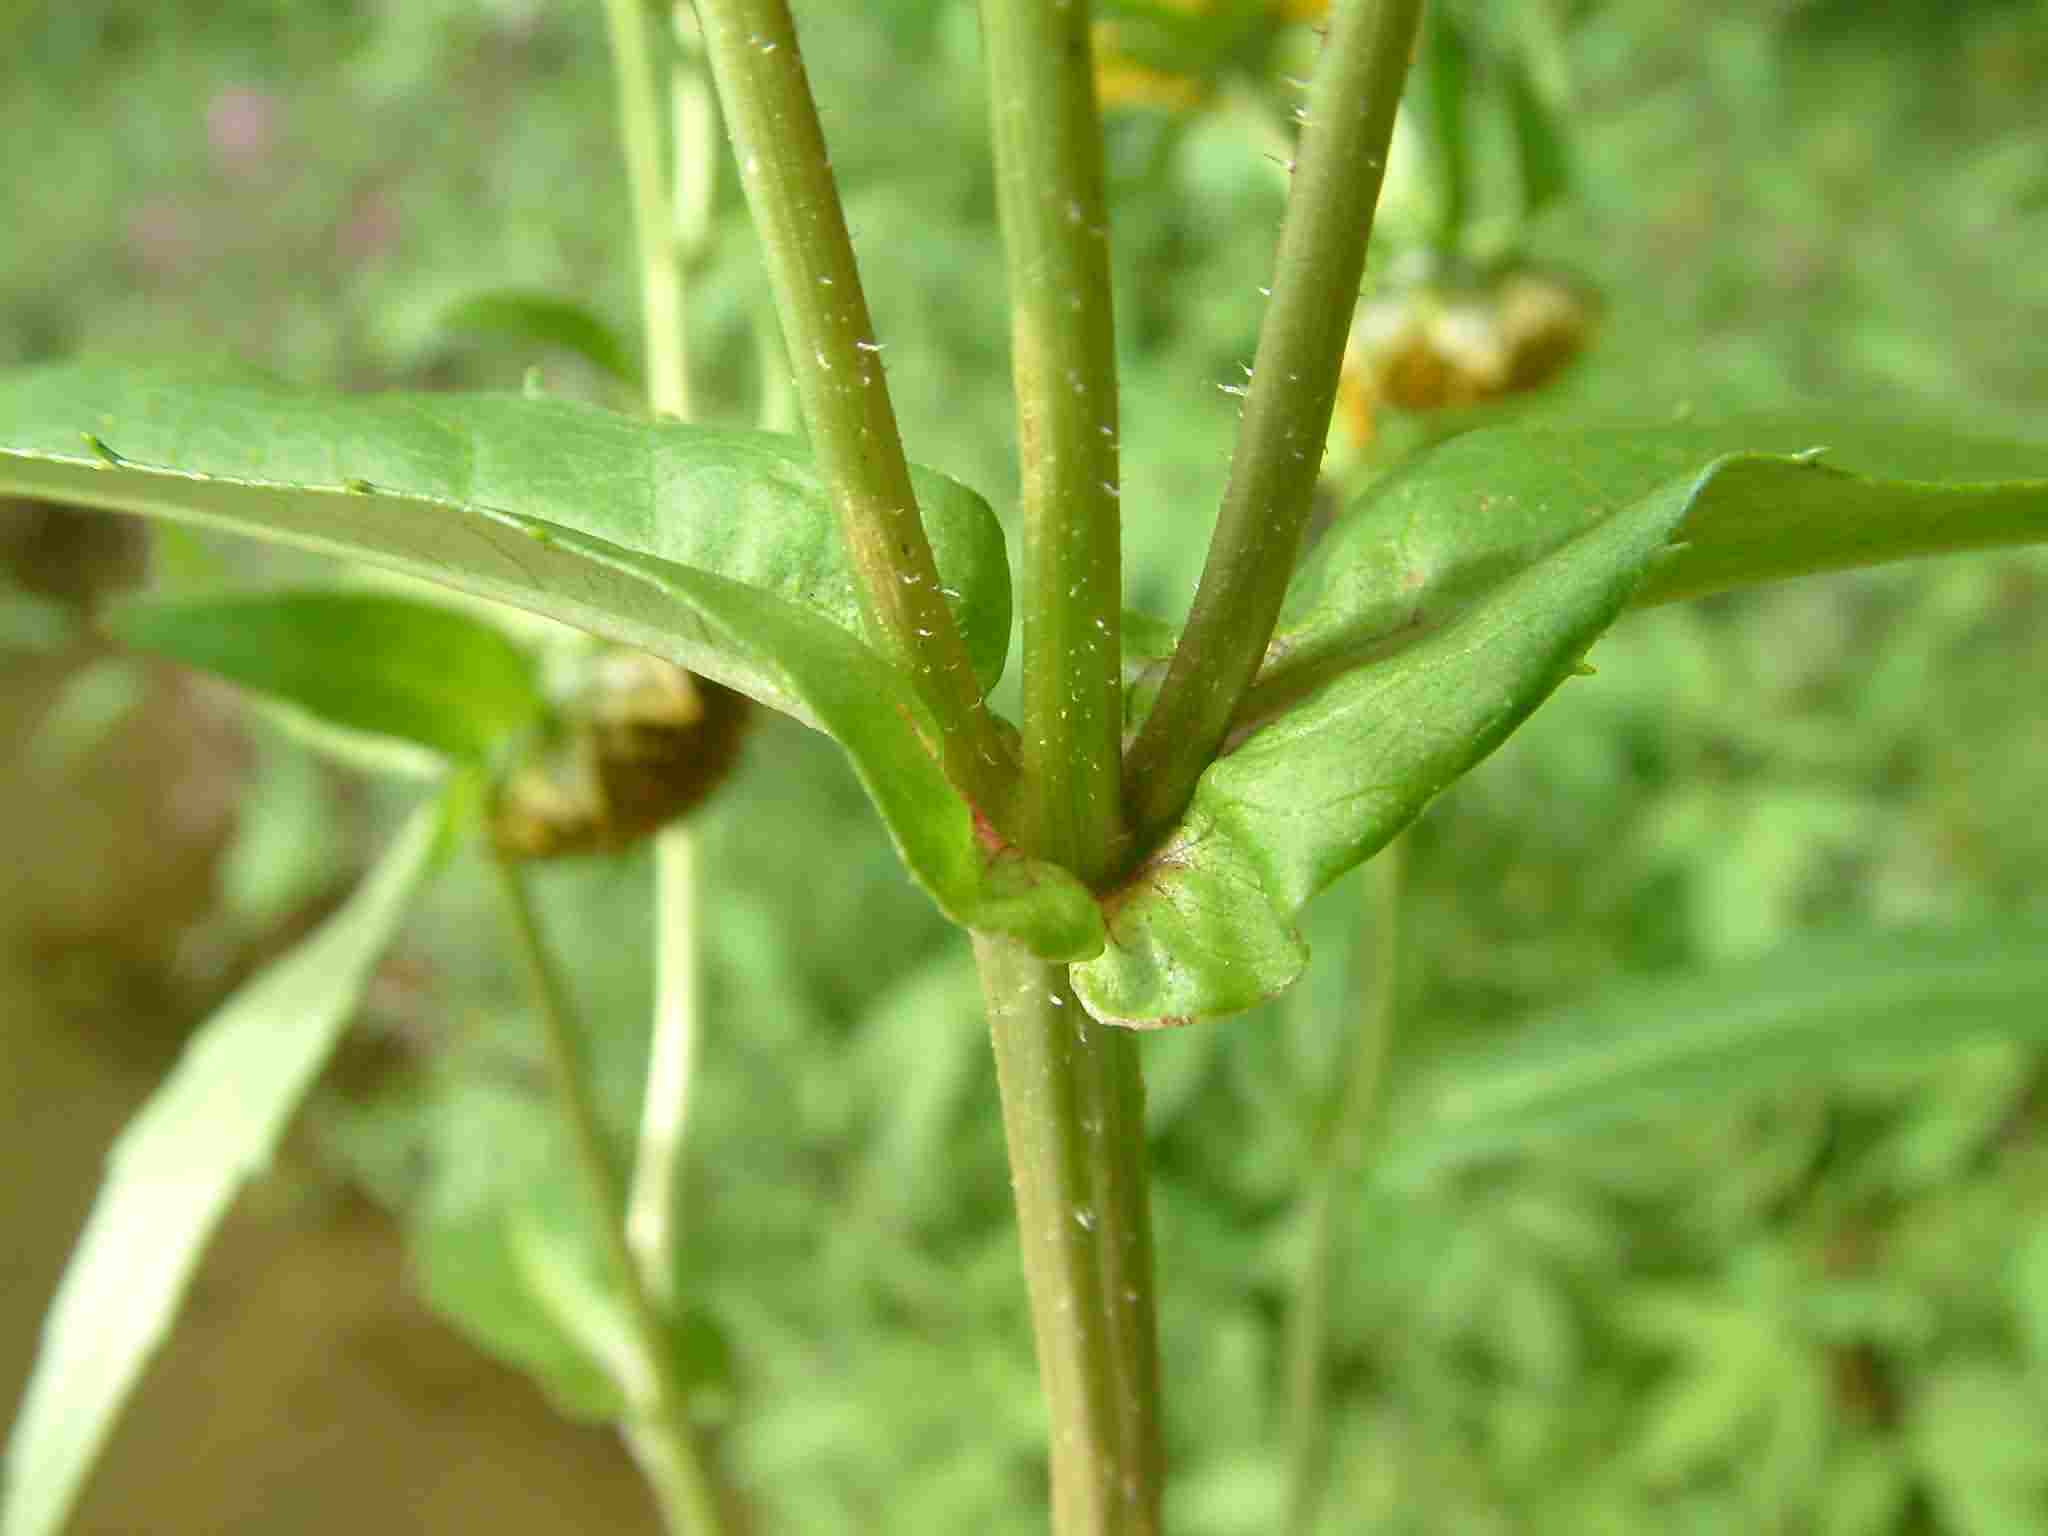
[1123,0,1426,842]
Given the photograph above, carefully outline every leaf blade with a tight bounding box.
[0,364,1093,955]
[1277,415,2048,682]
[105,589,545,764]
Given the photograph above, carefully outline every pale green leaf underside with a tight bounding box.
[0,363,1010,724]
[0,364,1099,957]
[1376,918,2048,1187]
[1,805,445,1536]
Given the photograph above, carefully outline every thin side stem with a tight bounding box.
[1419,10,1471,260]
[629,825,700,1301]
[603,0,690,419]
[1122,0,1425,842]
[604,0,719,1318]
[1281,841,1404,1534]
[978,0,1124,881]
[492,857,727,1536]
[692,0,1014,812]
[974,935,1163,1536]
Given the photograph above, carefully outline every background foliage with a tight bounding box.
[4,0,2047,1532]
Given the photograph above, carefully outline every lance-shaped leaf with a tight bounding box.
[0,363,1010,724]
[105,588,545,765]
[1086,416,2046,1024]
[1269,415,2048,698]
[1073,469,1702,1025]
[0,363,1098,957]
[1,803,446,1536]
[1374,918,2048,1189]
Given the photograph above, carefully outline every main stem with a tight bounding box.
[1123,0,1425,842]
[980,0,1124,878]
[693,0,1013,813]
[974,5,1160,1531]
[976,938,1163,1535]
[492,858,727,1536]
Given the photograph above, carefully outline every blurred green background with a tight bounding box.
[4,0,2047,1532]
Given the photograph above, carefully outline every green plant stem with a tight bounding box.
[977,0,1124,880]
[693,0,1014,812]
[492,856,727,1536]
[603,0,690,419]
[1282,841,1404,1535]
[602,0,717,1312]
[629,825,699,1302]
[974,935,1164,1536]
[1122,0,1425,842]
[670,7,719,278]
[972,11,1162,1530]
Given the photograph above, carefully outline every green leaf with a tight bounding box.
[1071,469,1701,1025]
[0,362,1011,721]
[1375,919,2048,1188]
[1275,415,2048,690]
[436,288,643,388]
[105,588,545,765]
[1067,415,2047,1017]
[1,804,445,1536]
[0,364,1096,957]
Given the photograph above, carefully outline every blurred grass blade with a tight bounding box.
[0,804,446,1536]
[1377,919,2048,1188]
[106,588,545,765]
[437,288,644,389]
